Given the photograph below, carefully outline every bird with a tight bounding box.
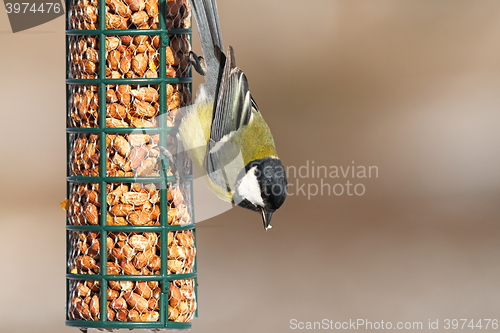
[178,0,287,230]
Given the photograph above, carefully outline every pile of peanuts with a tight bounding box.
[67,0,196,325]
[68,182,192,226]
[106,134,162,177]
[68,0,191,30]
[68,82,188,128]
[68,34,191,80]
[68,278,195,322]
[68,27,191,80]
[68,229,196,322]
[68,131,180,178]
[69,228,195,276]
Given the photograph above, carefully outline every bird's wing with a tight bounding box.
[210,46,253,142]
[204,136,245,196]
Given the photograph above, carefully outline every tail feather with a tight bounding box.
[188,0,224,97]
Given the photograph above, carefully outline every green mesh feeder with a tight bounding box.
[65,0,197,330]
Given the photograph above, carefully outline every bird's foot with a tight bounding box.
[189,51,206,76]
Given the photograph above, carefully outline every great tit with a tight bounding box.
[180,0,287,230]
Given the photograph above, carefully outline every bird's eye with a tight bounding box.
[263,166,274,178]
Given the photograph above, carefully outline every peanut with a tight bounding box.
[131,11,149,27]
[134,282,152,299]
[107,0,132,18]
[110,204,135,216]
[121,191,149,205]
[131,53,148,76]
[115,84,131,105]
[124,292,149,312]
[111,135,131,157]
[131,87,159,103]
[107,102,127,119]
[110,297,128,310]
[121,260,140,275]
[128,134,151,147]
[83,4,97,23]
[90,295,100,319]
[124,0,145,12]
[131,100,156,117]
[106,89,119,103]
[106,37,121,51]
[106,13,129,29]
[128,234,150,251]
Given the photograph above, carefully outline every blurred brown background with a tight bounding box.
[1,0,499,332]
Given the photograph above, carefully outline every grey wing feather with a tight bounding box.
[210,46,253,142]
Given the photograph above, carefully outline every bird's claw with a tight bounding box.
[154,146,181,186]
[189,51,206,76]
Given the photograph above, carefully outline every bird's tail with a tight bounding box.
[188,0,224,96]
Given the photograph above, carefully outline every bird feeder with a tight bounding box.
[65,0,197,330]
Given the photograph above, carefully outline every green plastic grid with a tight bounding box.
[65,0,196,329]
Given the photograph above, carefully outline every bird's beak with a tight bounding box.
[261,208,273,231]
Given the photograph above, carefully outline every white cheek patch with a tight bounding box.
[237,166,264,207]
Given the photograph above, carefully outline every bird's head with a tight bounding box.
[233,157,287,230]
